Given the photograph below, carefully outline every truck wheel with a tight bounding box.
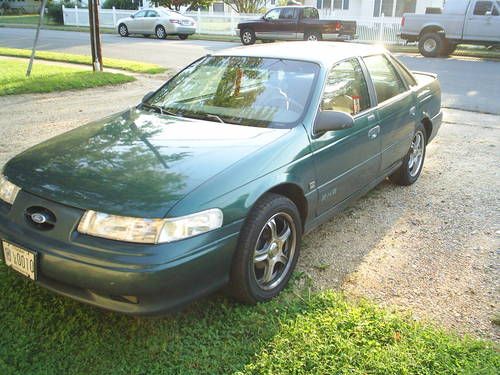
[305,32,321,41]
[241,29,256,45]
[419,32,445,57]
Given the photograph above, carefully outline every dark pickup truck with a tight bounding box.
[237,6,357,45]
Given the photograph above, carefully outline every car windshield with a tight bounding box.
[146,56,319,128]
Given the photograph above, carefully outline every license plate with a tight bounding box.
[2,241,37,280]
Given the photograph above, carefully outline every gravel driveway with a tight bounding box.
[0,80,498,340]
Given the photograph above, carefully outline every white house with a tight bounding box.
[206,0,444,17]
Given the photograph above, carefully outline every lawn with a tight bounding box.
[0,60,135,96]
[0,47,166,74]
[0,264,498,374]
[0,15,55,25]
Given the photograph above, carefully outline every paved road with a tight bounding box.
[1,27,499,114]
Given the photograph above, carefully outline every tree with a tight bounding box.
[223,0,267,14]
[154,0,214,11]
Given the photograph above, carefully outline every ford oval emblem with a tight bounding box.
[31,212,47,224]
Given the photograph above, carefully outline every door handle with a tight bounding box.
[367,114,376,121]
[409,106,416,116]
[368,125,380,140]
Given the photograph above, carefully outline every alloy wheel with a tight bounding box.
[423,38,437,53]
[408,131,424,177]
[242,31,252,44]
[252,212,297,290]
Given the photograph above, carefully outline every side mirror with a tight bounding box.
[130,14,135,19]
[142,91,155,103]
[314,110,354,133]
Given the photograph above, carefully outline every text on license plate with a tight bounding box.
[2,241,36,280]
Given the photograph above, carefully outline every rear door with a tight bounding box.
[463,1,500,41]
[310,58,381,215]
[362,54,416,173]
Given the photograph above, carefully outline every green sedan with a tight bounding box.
[0,42,442,315]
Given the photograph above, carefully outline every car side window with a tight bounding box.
[265,8,281,20]
[321,59,371,116]
[147,11,159,18]
[474,1,493,15]
[134,10,147,18]
[280,8,297,19]
[388,55,417,87]
[302,7,319,19]
[363,55,407,104]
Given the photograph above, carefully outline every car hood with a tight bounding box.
[4,109,288,218]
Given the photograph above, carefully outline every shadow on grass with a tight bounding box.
[0,266,498,375]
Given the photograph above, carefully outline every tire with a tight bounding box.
[240,28,256,45]
[418,32,445,57]
[229,193,302,304]
[155,25,167,40]
[389,123,427,186]
[178,34,189,40]
[118,23,129,37]
[304,31,321,41]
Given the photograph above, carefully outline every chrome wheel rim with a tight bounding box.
[157,27,165,38]
[119,25,127,35]
[307,34,318,41]
[242,31,252,44]
[408,131,424,177]
[252,212,296,290]
[423,38,437,53]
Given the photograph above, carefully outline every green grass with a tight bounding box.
[0,265,498,375]
[0,14,55,25]
[0,60,134,96]
[0,47,166,74]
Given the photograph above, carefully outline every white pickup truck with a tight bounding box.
[400,0,500,57]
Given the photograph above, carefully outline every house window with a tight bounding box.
[395,0,416,16]
[374,0,416,17]
[213,2,224,13]
[319,0,349,9]
[334,0,342,8]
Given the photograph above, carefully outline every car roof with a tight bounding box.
[212,42,387,68]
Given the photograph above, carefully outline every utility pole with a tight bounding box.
[26,0,48,77]
[88,0,103,72]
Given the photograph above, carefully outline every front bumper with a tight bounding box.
[0,191,242,315]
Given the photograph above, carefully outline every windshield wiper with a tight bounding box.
[142,103,180,117]
[204,114,225,124]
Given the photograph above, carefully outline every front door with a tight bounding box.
[144,10,160,34]
[310,58,381,215]
[464,1,500,42]
[362,54,416,173]
[129,10,147,33]
[273,7,299,40]
[255,8,281,40]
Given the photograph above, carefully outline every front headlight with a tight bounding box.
[0,174,21,205]
[77,208,223,244]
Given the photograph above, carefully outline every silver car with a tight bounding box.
[117,8,197,40]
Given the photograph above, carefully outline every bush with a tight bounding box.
[47,1,75,24]
[102,0,138,10]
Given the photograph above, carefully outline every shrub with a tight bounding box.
[102,0,138,10]
[47,1,75,24]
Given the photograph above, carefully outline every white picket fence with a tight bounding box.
[62,6,405,44]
